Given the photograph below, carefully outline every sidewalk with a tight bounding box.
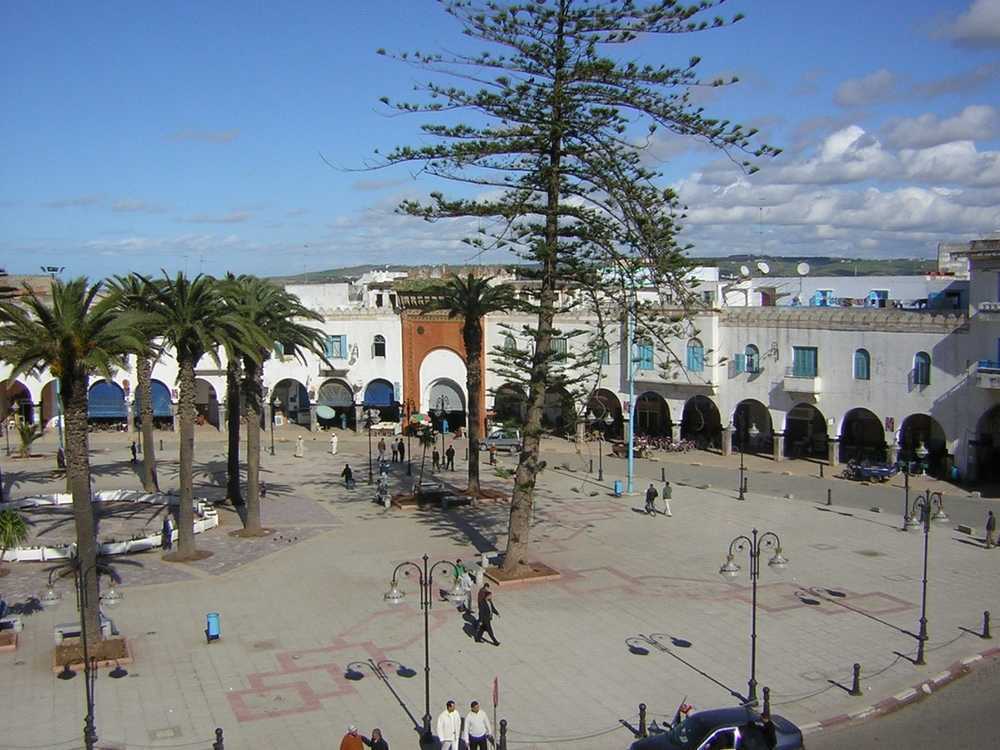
[1,430,998,749]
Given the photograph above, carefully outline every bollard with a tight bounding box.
[499,719,508,750]
[206,612,221,643]
[213,727,225,750]
[589,458,594,474]
[160,438,164,451]
[638,702,647,738]
[826,488,832,506]
[850,663,863,696]
[983,610,993,639]
[464,448,469,461]
[661,466,666,482]
[761,686,771,718]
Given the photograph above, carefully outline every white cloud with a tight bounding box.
[183,211,253,224]
[901,141,1000,187]
[43,194,103,209]
[112,199,166,214]
[884,105,999,148]
[941,0,1000,48]
[834,69,896,107]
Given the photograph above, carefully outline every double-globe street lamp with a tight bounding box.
[719,528,788,703]
[41,563,126,750]
[365,407,382,484]
[735,413,759,502]
[431,394,451,455]
[909,490,948,665]
[588,408,614,481]
[384,555,465,743]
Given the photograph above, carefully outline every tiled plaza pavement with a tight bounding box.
[1,429,999,749]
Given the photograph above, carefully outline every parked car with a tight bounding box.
[483,428,522,453]
[628,707,804,750]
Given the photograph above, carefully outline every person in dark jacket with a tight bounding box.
[341,464,355,489]
[987,510,996,549]
[397,438,405,462]
[362,728,388,750]
[445,444,456,471]
[644,483,658,515]
[475,583,500,646]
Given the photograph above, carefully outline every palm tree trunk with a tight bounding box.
[62,372,102,648]
[174,358,197,557]
[242,357,263,532]
[463,318,483,496]
[225,359,243,506]
[137,356,158,492]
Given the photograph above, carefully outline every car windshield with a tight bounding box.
[665,715,711,749]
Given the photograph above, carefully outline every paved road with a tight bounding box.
[809,653,1000,749]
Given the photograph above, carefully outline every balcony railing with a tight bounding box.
[977,359,1000,372]
[783,367,822,394]
[976,360,1000,389]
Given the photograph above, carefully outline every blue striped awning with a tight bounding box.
[88,381,127,418]
[363,380,394,407]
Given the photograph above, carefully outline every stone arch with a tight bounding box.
[419,347,467,409]
[493,382,527,427]
[542,385,576,436]
[839,407,886,463]
[784,403,827,459]
[87,380,127,424]
[681,395,722,449]
[2,379,35,425]
[900,413,946,476]
[270,378,311,429]
[40,379,60,427]
[733,399,773,455]
[132,379,174,429]
[635,391,671,437]
[586,388,623,440]
[194,378,221,429]
[364,378,399,422]
[426,377,466,432]
[317,378,355,430]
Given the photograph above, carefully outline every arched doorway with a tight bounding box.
[317,379,355,430]
[132,379,174,430]
[542,385,575,436]
[784,403,827,459]
[270,378,311,429]
[733,399,773,455]
[900,413,946,476]
[427,378,466,432]
[364,378,400,422]
[2,380,34,425]
[840,408,886,463]
[40,380,60,427]
[194,378,221,429]
[87,380,127,426]
[681,395,722,450]
[585,388,623,440]
[493,383,527,428]
[635,391,671,437]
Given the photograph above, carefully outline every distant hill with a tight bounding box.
[271,256,938,283]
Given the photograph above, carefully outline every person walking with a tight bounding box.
[644,482,658,515]
[339,725,364,750]
[294,435,305,458]
[987,510,996,549]
[129,440,138,464]
[377,437,387,463]
[397,438,405,463]
[341,463,355,489]
[391,441,399,462]
[462,701,493,750]
[475,583,500,646]
[445,443,456,471]
[488,443,497,466]
[662,480,673,517]
[330,433,338,455]
[362,728,388,750]
[432,447,441,473]
[161,515,173,551]
[436,700,462,750]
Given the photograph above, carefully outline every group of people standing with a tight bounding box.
[437,699,495,750]
[376,437,407,465]
[643,481,673,516]
[432,443,457,472]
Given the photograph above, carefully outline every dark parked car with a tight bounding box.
[628,707,804,750]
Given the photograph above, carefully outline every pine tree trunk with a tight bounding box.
[463,317,483,496]
[174,357,198,557]
[502,8,565,574]
[225,359,243,506]
[242,357,263,532]
[137,356,158,492]
[62,371,102,648]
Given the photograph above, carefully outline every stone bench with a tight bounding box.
[54,615,113,644]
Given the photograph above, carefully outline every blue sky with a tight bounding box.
[1,0,998,279]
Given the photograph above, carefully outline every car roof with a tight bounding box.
[689,707,758,727]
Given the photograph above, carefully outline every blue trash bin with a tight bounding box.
[613,480,623,497]
[206,612,220,643]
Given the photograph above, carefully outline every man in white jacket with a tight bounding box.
[436,700,462,750]
[462,700,493,750]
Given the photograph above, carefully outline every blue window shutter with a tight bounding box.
[274,341,284,358]
[340,335,348,358]
[323,336,334,359]
[735,353,745,374]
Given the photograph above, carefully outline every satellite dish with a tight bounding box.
[739,265,751,277]
[796,262,811,276]
[756,261,770,275]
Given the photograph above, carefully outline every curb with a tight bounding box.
[800,644,1000,735]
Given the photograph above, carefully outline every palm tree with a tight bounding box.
[220,276,325,534]
[15,421,44,458]
[0,278,144,646]
[108,274,161,492]
[143,273,267,559]
[223,356,243,507]
[0,507,30,576]
[423,274,520,495]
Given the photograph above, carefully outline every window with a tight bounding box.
[914,351,931,385]
[636,339,654,371]
[323,335,348,360]
[503,334,517,352]
[745,344,760,374]
[792,346,818,377]
[686,339,704,372]
[275,341,295,359]
[373,334,386,358]
[552,337,568,355]
[375,293,384,308]
[854,349,871,380]
[734,354,745,374]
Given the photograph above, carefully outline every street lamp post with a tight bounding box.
[268,393,276,456]
[405,400,414,476]
[589,409,614,482]
[365,408,382,484]
[42,563,125,750]
[384,555,464,743]
[719,528,788,703]
[910,490,948,665]
[915,440,929,477]
[432,395,450,455]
